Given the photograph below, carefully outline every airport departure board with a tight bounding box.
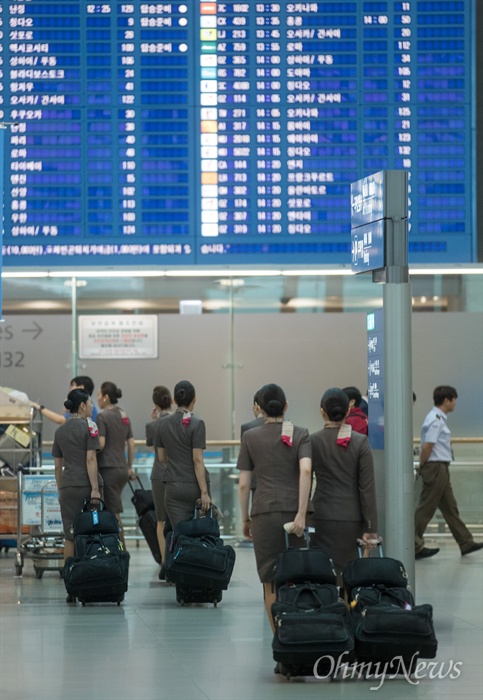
[0,1,476,267]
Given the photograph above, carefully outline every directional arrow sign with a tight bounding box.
[22,321,43,340]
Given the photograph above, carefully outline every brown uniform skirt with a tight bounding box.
[251,511,307,583]
[59,485,104,541]
[151,478,167,522]
[164,481,211,529]
[98,466,129,514]
[312,519,363,576]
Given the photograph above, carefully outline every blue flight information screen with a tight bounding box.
[367,308,384,450]
[0,1,476,267]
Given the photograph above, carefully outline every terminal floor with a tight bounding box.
[0,537,482,700]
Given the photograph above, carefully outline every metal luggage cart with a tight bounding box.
[0,405,53,571]
[15,468,64,578]
[0,404,43,475]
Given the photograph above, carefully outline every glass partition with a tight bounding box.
[2,270,482,315]
[3,268,480,543]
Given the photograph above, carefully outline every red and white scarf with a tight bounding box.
[324,421,352,448]
[176,407,191,426]
[281,420,294,447]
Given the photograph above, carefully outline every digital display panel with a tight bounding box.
[367,308,384,450]
[351,171,385,230]
[0,1,476,267]
[0,127,3,312]
[351,219,385,272]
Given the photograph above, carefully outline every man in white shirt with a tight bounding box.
[415,385,483,559]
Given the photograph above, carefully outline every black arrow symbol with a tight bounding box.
[22,321,43,340]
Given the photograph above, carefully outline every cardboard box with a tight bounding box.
[0,490,29,534]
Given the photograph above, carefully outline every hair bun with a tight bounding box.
[321,388,350,422]
[258,384,286,417]
[64,399,74,410]
[116,388,122,399]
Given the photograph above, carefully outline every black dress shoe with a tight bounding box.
[462,542,483,556]
[415,547,440,559]
[158,564,166,581]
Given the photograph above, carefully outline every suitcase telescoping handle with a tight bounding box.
[128,475,146,495]
[357,537,383,559]
[284,527,311,550]
[82,497,106,511]
[194,504,214,519]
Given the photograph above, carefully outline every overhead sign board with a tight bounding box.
[351,171,385,229]
[351,219,385,272]
[350,170,408,273]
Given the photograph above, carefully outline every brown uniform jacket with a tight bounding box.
[52,418,101,489]
[154,411,207,484]
[237,422,312,516]
[146,413,170,481]
[310,426,377,531]
[96,406,133,469]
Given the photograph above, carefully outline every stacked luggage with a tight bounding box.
[271,532,355,679]
[63,499,130,606]
[271,537,438,680]
[165,506,236,606]
[343,544,438,673]
[128,476,161,565]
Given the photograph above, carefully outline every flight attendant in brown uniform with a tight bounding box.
[310,387,379,576]
[237,383,312,631]
[52,388,102,571]
[96,381,136,547]
[155,380,211,528]
[146,384,173,577]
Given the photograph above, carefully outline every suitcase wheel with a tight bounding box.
[281,664,291,680]
[273,663,291,679]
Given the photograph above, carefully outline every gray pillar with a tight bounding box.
[383,281,415,590]
[71,276,78,377]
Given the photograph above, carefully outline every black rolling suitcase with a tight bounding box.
[128,477,161,564]
[163,507,219,583]
[166,506,236,605]
[344,544,437,670]
[272,531,355,679]
[164,504,221,582]
[63,499,129,606]
[343,544,409,592]
[129,475,155,518]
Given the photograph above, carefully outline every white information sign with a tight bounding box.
[79,315,158,359]
[21,475,62,532]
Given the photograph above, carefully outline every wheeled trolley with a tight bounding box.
[0,403,64,576]
[15,469,64,578]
